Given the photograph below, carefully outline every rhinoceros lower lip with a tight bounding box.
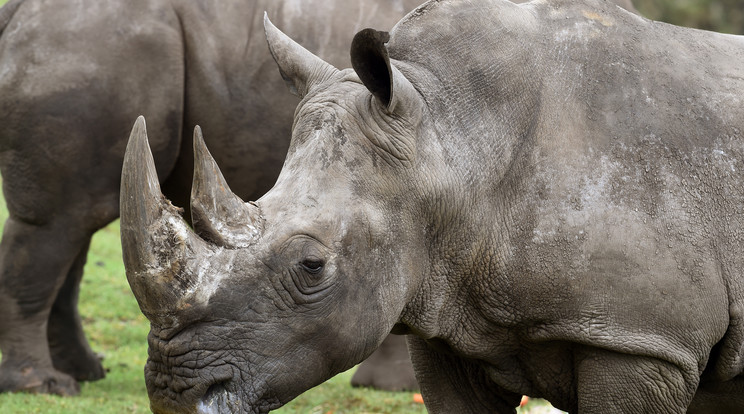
[197,382,239,414]
[195,381,280,414]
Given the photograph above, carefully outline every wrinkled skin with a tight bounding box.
[0,0,421,395]
[122,0,744,412]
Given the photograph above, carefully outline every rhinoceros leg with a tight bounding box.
[407,335,521,413]
[576,349,698,413]
[687,377,744,413]
[47,238,106,382]
[0,218,95,395]
[0,0,185,393]
[351,334,419,391]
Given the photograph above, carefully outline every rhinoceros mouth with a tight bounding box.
[195,380,280,414]
[197,382,237,414]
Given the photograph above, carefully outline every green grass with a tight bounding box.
[0,197,560,412]
[0,200,553,414]
[0,197,430,414]
[0,197,555,412]
[0,200,548,414]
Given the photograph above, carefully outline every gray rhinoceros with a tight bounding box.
[0,0,421,396]
[122,0,744,412]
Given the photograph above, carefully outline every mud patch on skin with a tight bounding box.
[582,10,614,27]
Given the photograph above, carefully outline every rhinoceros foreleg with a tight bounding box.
[407,335,521,413]
[576,348,698,414]
[687,376,744,413]
[0,217,89,395]
[47,237,106,382]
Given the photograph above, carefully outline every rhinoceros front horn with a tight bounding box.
[191,125,263,248]
[120,116,210,327]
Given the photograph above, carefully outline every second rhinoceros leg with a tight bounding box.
[47,238,106,382]
[351,334,419,391]
[0,217,94,395]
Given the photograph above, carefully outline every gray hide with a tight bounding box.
[0,0,420,395]
[121,0,744,412]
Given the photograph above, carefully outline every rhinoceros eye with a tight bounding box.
[300,258,324,274]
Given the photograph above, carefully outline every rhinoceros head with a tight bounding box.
[120,15,429,414]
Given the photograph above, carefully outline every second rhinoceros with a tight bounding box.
[121,0,744,412]
[0,0,420,395]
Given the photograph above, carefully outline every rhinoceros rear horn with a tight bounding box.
[191,126,263,248]
[264,13,339,98]
[120,116,208,325]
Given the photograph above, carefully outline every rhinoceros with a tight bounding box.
[0,0,422,396]
[122,0,744,411]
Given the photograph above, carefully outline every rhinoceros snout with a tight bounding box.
[146,357,236,414]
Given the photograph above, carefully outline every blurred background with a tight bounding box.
[635,0,744,34]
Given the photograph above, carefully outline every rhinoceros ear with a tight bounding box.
[351,29,393,107]
[351,28,419,115]
[264,13,339,98]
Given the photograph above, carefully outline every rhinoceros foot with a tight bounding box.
[0,363,80,396]
[50,346,106,382]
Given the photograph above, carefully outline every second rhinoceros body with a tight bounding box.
[0,0,419,395]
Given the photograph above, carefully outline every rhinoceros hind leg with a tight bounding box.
[0,218,96,395]
[47,238,106,382]
[351,334,419,391]
[0,360,80,396]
